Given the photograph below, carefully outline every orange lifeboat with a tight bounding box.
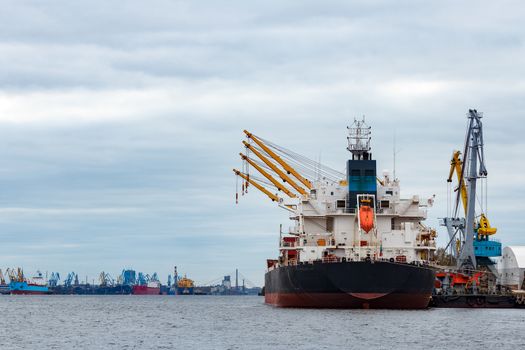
[359,205,374,233]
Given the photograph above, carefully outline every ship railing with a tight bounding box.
[287,259,299,266]
[288,226,300,234]
[322,256,340,263]
[416,240,436,247]
[305,257,433,266]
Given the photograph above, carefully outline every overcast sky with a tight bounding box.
[0,1,524,286]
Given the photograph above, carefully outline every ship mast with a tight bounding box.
[347,117,372,160]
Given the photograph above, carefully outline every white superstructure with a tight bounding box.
[279,172,436,266]
[236,120,437,269]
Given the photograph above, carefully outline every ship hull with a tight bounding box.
[132,285,160,295]
[265,261,435,309]
[0,284,10,295]
[9,282,50,295]
[430,294,525,308]
[176,287,194,295]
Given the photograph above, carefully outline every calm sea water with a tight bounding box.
[0,295,524,349]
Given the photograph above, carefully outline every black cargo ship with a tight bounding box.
[265,261,435,309]
[235,121,438,309]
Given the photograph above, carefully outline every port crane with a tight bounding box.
[6,268,24,282]
[64,272,78,287]
[99,272,115,286]
[48,272,60,287]
[441,109,500,271]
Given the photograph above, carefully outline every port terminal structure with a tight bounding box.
[0,267,261,296]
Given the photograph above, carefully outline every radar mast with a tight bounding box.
[347,117,372,160]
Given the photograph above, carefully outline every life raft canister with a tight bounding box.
[359,205,374,233]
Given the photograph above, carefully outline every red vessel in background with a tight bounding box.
[132,281,161,295]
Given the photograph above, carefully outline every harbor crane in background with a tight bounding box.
[99,272,115,286]
[6,268,24,282]
[48,272,60,287]
[441,109,500,272]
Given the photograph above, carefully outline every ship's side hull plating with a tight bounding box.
[9,281,50,295]
[265,261,435,309]
[176,287,194,295]
[132,285,161,295]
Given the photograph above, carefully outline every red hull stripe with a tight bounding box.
[349,292,389,300]
[11,291,49,295]
[265,292,431,309]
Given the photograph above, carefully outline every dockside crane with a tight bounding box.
[64,272,77,287]
[447,150,497,238]
[6,268,24,282]
[441,109,500,271]
[48,272,60,287]
[99,272,114,286]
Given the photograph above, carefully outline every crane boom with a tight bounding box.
[240,153,297,198]
[243,141,307,196]
[244,130,313,190]
[447,150,468,216]
[233,169,281,202]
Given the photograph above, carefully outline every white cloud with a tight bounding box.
[0,0,524,285]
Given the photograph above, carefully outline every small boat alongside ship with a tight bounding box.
[176,277,195,295]
[171,266,195,295]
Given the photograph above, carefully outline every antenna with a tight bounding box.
[393,131,401,181]
[393,131,396,181]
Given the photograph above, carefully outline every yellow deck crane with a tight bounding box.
[243,141,307,196]
[244,130,313,190]
[233,169,281,202]
[447,150,496,237]
[239,154,297,198]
